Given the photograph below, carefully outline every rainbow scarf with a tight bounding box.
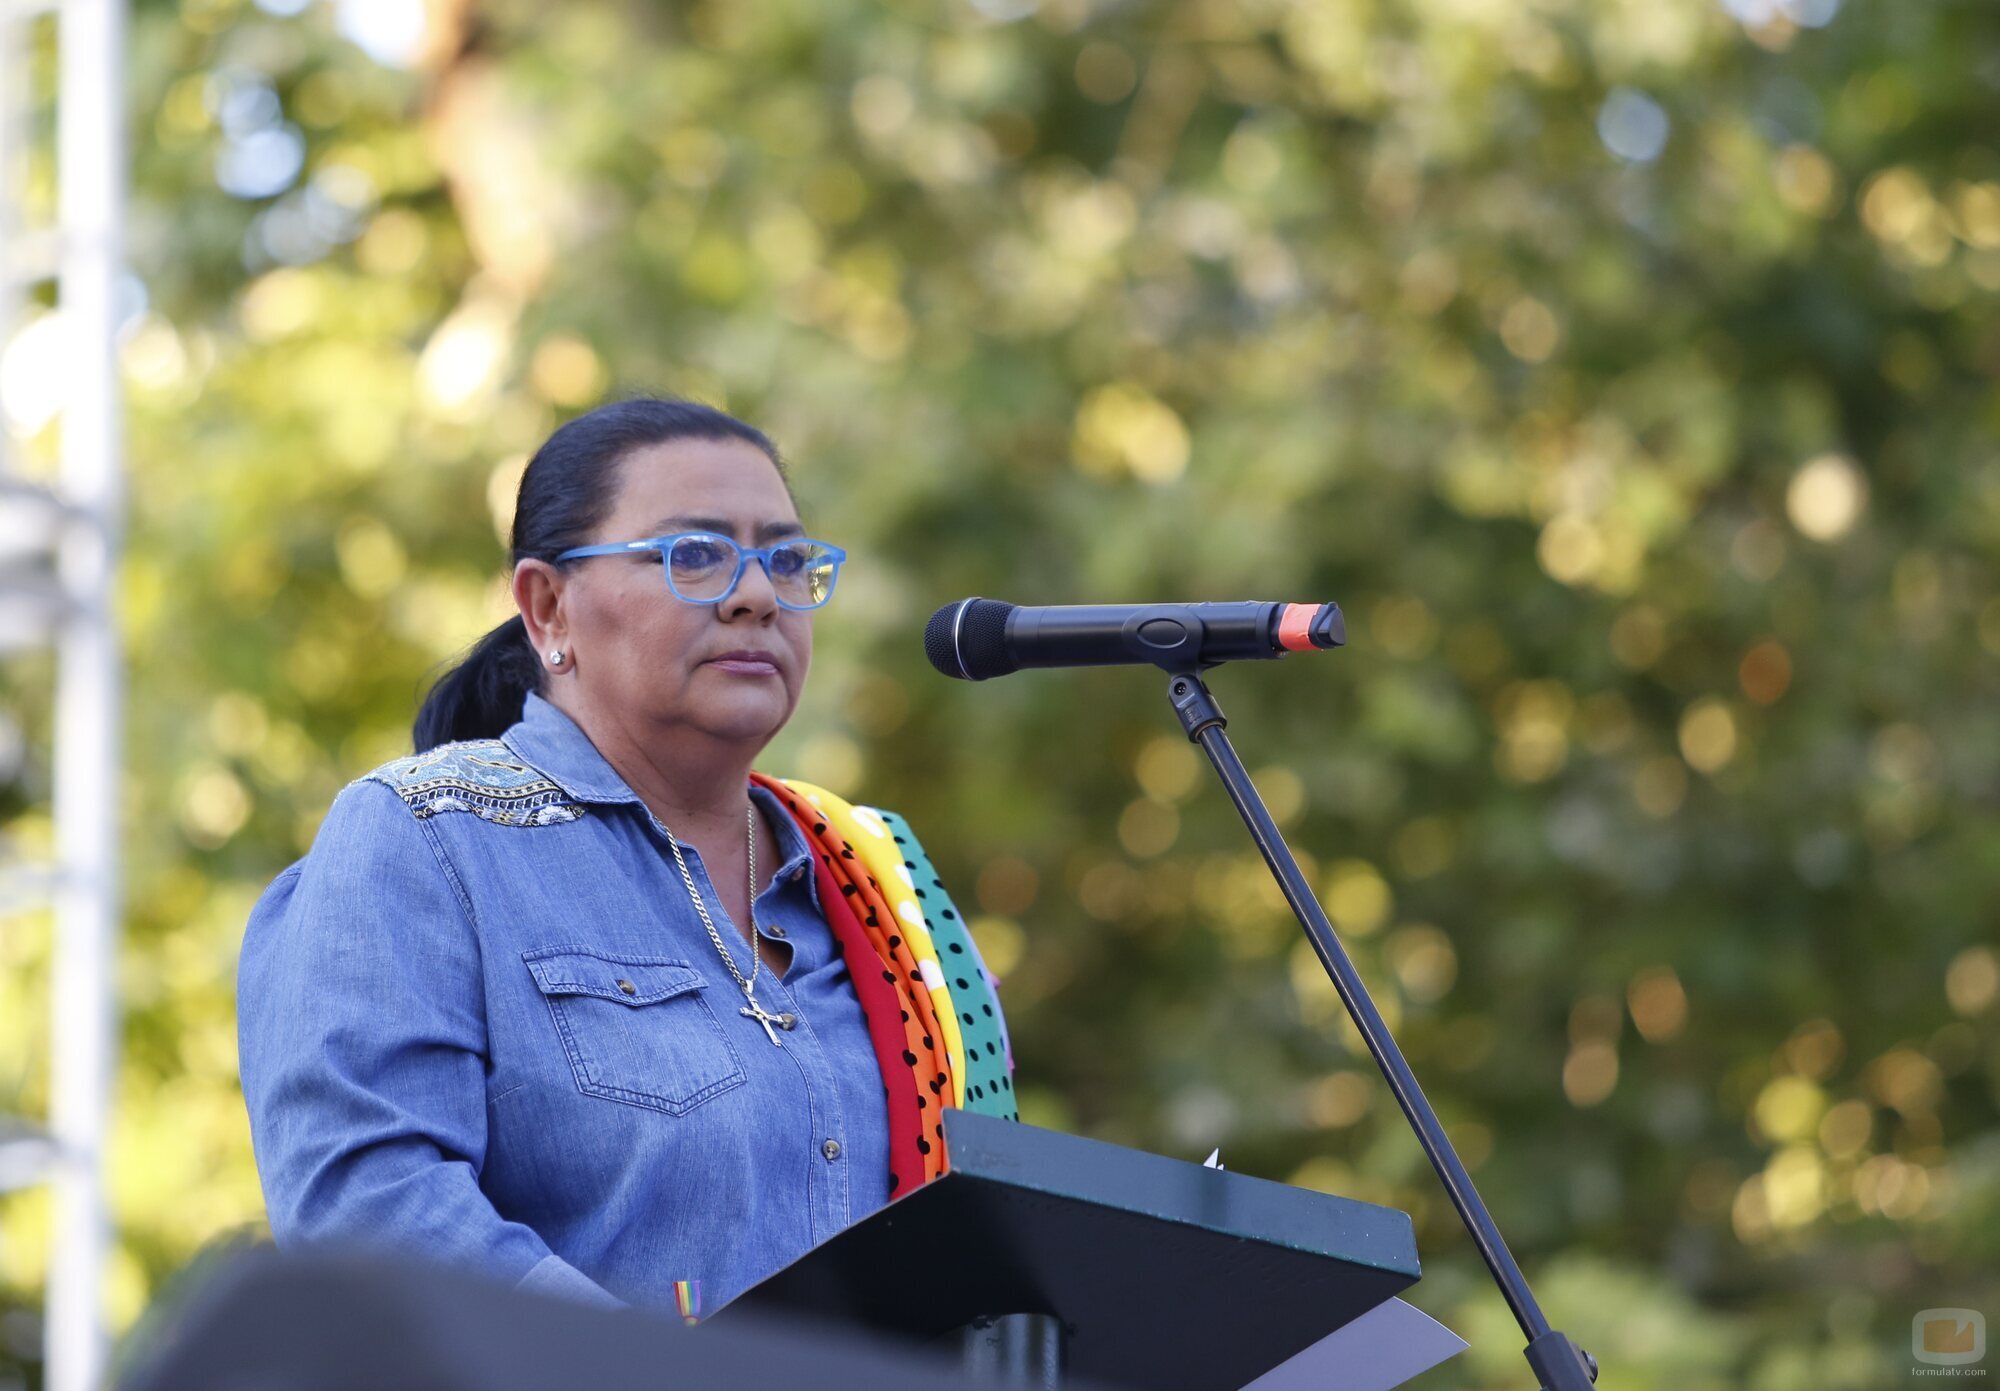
[749,773,1018,1197]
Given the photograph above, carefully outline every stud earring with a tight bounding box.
[549,649,565,666]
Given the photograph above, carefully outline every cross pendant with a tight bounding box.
[739,981,786,1047]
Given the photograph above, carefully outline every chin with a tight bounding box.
[696,691,794,732]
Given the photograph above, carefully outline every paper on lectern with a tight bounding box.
[1236,1297,1467,1391]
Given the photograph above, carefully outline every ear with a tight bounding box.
[514,559,568,669]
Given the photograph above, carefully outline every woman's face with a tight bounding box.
[535,435,813,750]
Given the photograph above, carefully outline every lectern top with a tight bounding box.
[730,1110,1422,1391]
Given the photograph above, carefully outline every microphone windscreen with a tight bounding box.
[924,598,1016,680]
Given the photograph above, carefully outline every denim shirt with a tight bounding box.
[237,691,894,1313]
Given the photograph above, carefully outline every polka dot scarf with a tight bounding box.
[749,772,1018,1198]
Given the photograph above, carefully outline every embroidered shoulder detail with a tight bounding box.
[363,740,585,828]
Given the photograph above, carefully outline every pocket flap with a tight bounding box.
[523,948,706,1006]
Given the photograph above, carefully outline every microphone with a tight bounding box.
[925,598,1346,681]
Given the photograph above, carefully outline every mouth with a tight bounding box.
[704,650,781,676]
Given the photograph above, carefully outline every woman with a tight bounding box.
[238,397,1012,1315]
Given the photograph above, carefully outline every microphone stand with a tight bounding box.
[1163,665,1600,1391]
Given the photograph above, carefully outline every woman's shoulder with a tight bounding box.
[344,738,586,830]
[251,738,585,908]
[248,737,570,932]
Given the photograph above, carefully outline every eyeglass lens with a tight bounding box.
[667,535,839,606]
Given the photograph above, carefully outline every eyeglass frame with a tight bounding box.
[553,531,849,610]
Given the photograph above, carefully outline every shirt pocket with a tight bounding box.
[523,947,747,1116]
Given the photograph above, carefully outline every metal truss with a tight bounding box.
[1,0,125,1388]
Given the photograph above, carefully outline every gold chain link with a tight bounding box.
[656,802,762,1002]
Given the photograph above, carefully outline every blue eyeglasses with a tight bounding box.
[555,532,848,610]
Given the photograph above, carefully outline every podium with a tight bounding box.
[724,1109,1456,1390]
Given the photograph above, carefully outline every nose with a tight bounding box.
[722,550,781,616]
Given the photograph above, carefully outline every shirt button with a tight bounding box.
[766,922,786,939]
[789,865,805,882]
[778,1013,797,1031]
[822,1138,842,1162]
[615,979,637,995]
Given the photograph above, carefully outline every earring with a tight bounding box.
[549,649,565,666]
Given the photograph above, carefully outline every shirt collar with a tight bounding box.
[502,690,639,805]
[502,690,821,911]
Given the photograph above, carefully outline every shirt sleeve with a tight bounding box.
[237,776,623,1310]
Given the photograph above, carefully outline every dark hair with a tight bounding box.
[412,396,791,752]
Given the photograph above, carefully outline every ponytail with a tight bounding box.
[413,615,545,752]
[408,396,793,753]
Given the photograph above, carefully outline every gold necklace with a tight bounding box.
[658,801,789,1047]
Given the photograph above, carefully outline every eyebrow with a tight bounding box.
[648,515,807,542]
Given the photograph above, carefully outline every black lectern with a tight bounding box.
[724,1108,1425,1390]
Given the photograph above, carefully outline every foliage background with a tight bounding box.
[3,0,1998,1386]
